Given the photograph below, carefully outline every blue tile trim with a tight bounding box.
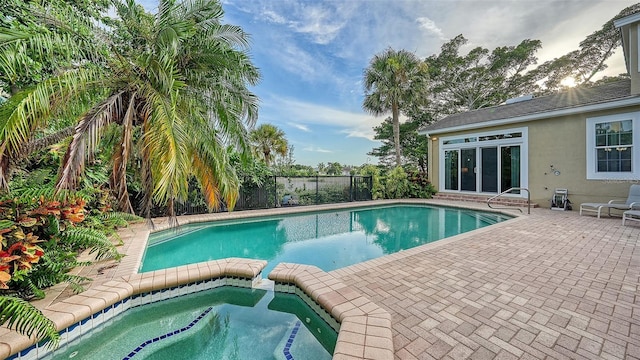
[282,320,301,360]
[121,307,213,360]
[14,276,251,359]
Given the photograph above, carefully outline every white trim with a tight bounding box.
[637,24,640,73]
[438,127,528,196]
[614,12,640,28]
[585,112,640,180]
[422,97,640,136]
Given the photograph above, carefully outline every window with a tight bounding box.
[439,128,527,194]
[586,113,640,180]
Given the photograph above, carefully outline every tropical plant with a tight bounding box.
[406,169,436,198]
[0,188,122,295]
[325,162,344,176]
[369,115,430,173]
[0,296,59,348]
[363,48,429,167]
[382,166,410,199]
[356,164,383,200]
[0,0,260,222]
[0,185,131,349]
[250,124,288,167]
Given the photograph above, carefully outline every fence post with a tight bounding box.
[315,175,319,205]
[350,175,353,202]
[273,176,278,208]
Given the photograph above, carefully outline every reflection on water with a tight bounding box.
[141,205,510,274]
[51,287,334,360]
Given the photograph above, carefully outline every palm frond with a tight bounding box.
[59,227,120,260]
[0,66,105,164]
[57,91,127,191]
[100,211,143,223]
[142,87,190,208]
[0,296,60,348]
[110,92,136,213]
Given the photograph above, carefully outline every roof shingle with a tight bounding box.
[422,79,638,133]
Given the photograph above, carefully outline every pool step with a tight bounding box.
[433,193,539,208]
[254,278,275,291]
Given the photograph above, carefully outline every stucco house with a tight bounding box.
[420,12,640,209]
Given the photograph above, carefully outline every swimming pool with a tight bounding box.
[49,286,336,360]
[141,204,511,275]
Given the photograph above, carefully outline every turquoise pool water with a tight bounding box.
[141,204,511,274]
[50,287,335,360]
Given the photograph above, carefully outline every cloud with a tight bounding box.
[242,1,354,45]
[262,96,383,141]
[416,17,446,41]
[303,146,332,153]
[268,42,325,82]
[287,122,310,132]
[262,9,286,24]
[286,4,347,45]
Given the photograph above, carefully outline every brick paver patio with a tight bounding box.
[332,201,640,359]
[3,200,639,359]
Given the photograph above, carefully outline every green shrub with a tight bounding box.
[356,165,383,199]
[407,170,437,198]
[383,166,410,199]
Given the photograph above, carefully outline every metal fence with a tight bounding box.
[169,175,372,215]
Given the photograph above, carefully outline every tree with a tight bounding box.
[363,48,429,166]
[250,124,288,167]
[326,162,343,175]
[533,3,640,93]
[273,144,295,174]
[425,35,541,117]
[0,0,260,221]
[317,162,326,175]
[369,117,430,173]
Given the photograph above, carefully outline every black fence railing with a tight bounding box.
[167,175,372,215]
[274,175,372,206]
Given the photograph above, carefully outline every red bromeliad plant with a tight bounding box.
[0,196,86,289]
[0,231,45,289]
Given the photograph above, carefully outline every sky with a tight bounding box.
[140,0,638,167]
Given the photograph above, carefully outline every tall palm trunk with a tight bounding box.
[392,102,401,166]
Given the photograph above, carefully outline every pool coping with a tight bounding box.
[0,199,522,359]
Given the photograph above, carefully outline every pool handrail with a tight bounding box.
[487,187,530,214]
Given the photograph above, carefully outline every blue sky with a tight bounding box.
[139,0,637,167]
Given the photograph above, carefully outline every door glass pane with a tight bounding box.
[481,147,498,193]
[444,150,458,190]
[501,146,520,194]
[461,148,476,191]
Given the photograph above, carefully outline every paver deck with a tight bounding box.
[3,199,639,359]
[331,201,640,359]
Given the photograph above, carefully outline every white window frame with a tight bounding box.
[586,112,640,180]
[439,127,528,196]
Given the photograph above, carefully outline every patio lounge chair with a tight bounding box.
[622,208,640,225]
[580,184,640,218]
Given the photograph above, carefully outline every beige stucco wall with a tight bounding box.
[427,105,640,207]
[628,24,640,95]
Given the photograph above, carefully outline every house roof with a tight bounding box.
[421,79,640,134]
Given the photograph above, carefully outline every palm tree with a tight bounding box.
[250,124,288,167]
[0,0,260,220]
[363,48,428,167]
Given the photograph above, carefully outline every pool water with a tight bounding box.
[141,205,510,274]
[50,287,336,360]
